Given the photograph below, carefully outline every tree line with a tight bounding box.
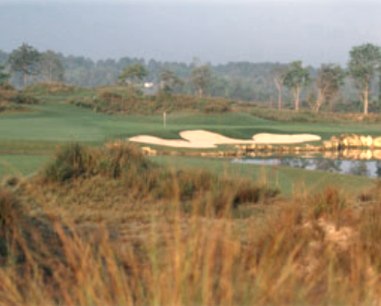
[1,43,381,114]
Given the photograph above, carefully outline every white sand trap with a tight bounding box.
[128,135,215,148]
[253,133,322,144]
[129,130,252,148]
[129,130,321,149]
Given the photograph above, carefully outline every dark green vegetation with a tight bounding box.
[68,87,232,115]
[2,43,381,115]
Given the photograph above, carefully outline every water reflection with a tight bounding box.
[232,157,381,178]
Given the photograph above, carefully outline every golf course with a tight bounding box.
[1,89,380,195]
[3,1,381,304]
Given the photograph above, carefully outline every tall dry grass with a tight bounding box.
[1,144,381,305]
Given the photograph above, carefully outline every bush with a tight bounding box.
[0,83,15,91]
[68,91,235,115]
[43,143,152,182]
[25,83,76,94]
[11,94,39,105]
[203,101,231,113]
[44,144,94,182]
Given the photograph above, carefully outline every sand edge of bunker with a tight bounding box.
[128,130,322,149]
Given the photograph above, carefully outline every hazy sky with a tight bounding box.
[0,0,380,66]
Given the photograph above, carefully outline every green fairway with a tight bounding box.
[0,154,49,178]
[1,103,381,144]
[1,101,380,193]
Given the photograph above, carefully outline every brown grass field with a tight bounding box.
[1,144,381,305]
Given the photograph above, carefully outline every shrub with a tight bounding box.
[68,91,235,115]
[43,143,152,182]
[11,94,39,105]
[232,180,279,206]
[44,143,94,182]
[203,101,231,113]
[0,83,15,91]
[25,83,76,94]
[99,144,152,179]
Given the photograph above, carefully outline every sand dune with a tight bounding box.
[128,130,321,148]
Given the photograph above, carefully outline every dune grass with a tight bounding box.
[1,144,381,305]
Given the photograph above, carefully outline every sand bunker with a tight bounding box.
[253,133,322,144]
[128,130,321,149]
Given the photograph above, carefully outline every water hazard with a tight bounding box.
[232,157,381,178]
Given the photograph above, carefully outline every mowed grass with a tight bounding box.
[2,103,381,144]
[153,156,373,196]
[0,154,49,177]
[1,100,381,192]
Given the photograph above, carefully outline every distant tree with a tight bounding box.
[0,50,8,66]
[283,61,310,111]
[209,76,229,98]
[0,65,9,86]
[40,50,64,83]
[379,66,381,105]
[348,43,381,115]
[313,64,345,113]
[118,63,148,85]
[191,65,212,97]
[159,69,183,94]
[271,65,287,110]
[8,43,40,87]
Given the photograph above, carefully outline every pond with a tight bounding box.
[232,157,381,178]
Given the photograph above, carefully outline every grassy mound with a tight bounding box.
[42,143,278,215]
[43,143,150,182]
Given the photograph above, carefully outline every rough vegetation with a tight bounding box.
[68,87,232,115]
[1,145,381,304]
[250,104,381,123]
[1,77,381,304]
[42,144,276,214]
[0,85,39,113]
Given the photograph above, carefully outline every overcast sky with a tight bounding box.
[0,0,380,66]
